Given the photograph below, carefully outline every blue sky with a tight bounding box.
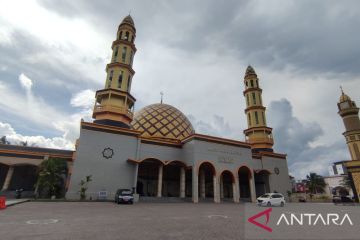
[0,0,359,179]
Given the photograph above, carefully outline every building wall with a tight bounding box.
[66,128,138,200]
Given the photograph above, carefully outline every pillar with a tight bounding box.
[220,176,224,199]
[249,174,256,203]
[133,163,139,194]
[192,166,199,203]
[233,177,240,203]
[200,169,205,198]
[157,164,163,197]
[1,166,14,191]
[180,167,186,198]
[213,175,220,203]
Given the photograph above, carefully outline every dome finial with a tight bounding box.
[245,65,256,76]
[339,86,351,102]
[160,91,164,104]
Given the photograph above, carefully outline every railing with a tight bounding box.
[93,105,133,118]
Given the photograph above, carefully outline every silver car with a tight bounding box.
[257,193,285,207]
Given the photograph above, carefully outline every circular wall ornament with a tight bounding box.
[274,167,280,175]
[102,147,114,159]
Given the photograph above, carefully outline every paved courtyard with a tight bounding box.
[0,202,359,240]
[0,202,245,240]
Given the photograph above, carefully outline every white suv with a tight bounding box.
[257,193,285,207]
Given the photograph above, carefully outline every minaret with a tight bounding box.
[243,66,274,152]
[93,15,137,128]
[337,88,360,160]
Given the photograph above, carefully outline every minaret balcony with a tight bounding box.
[93,105,133,119]
[246,137,274,145]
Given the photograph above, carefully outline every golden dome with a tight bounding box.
[131,103,195,141]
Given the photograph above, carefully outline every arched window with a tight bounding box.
[255,111,259,124]
[259,93,262,105]
[246,94,249,106]
[262,112,266,125]
[113,46,119,62]
[256,80,259,87]
[108,70,113,88]
[129,35,133,43]
[122,47,127,63]
[125,31,129,41]
[250,80,254,87]
[130,51,134,66]
[248,113,251,126]
[252,92,256,105]
[118,71,123,89]
[119,31,123,40]
[245,81,248,87]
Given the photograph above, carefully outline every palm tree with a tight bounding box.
[35,157,68,198]
[306,172,326,194]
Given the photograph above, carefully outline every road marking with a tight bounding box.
[26,219,59,225]
[207,215,229,219]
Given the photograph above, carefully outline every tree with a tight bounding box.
[0,136,10,144]
[79,175,92,200]
[340,175,352,189]
[35,158,68,198]
[306,172,326,194]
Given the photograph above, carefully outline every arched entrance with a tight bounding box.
[220,170,235,201]
[8,164,38,191]
[162,161,186,197]
[137,159,163,197]
[198,162,216,201]
[255,170,270,197]
[238,166,252,201]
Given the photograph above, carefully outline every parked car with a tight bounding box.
[115,189,134,204]
[298,196,307,202]
[257,193,285,207]
[333,195,354,205]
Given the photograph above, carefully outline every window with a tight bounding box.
[114,46,119,62]
[255,111,259,124]
[259,93,262,105]
[122,47,127,63]
[250,80,254,87]
[354,143,360,160]
[252,92,256,105]
[246,94,249,106]
[256,80,258,87]
[245,81,248,87]
[129,35,133,43]
[118,71,123,88]
[127,75,131,91]
[248,113,251,126]
[125,31,129,40]
[119,31,122,40]
[108,70,113,88]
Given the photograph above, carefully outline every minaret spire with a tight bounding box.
[243,66,274,152]
[92,15,137,128]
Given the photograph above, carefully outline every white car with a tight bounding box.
[257,193,285,207]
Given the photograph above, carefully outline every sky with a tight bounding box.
[0,0,359,179]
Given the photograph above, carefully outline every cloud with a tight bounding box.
[19,73,33,90]
[70,89,95,109]
[188,114,234,139]
[267,99,348,179]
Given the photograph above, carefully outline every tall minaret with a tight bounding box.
[93,15,137,128]
[337,88,360,160]
[243,66,274,152]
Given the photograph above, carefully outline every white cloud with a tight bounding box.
[19,73,33,90]
[70,89,95,109]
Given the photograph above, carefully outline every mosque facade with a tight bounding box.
[64,15,292,203]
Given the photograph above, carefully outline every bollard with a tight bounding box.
[0,196,6,209]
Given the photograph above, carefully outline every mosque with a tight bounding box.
[0,15,292,203]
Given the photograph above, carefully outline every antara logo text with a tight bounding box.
[248,208,353,232]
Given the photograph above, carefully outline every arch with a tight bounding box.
[254,169,270,197]
[197,161,216,176]
[220,170,235,201]
[162,161,186,197]
[256,169,271,175]
[125,31,129,40]
[165,160,187,168]
[238,165,252,201]
[137,158,165,165]
[237,165,253,178]
[137,158,164,197]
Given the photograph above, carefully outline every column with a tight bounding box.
[157,165,163,197]
[192,167,199,203]
[133,163,139,194]
[200,169,206,198]
[220,176,224,199]
[234,176,240,203]
[180,167,186,198]
[213,175,220,203]
[1,166,14,191]
[249,174,256,203]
